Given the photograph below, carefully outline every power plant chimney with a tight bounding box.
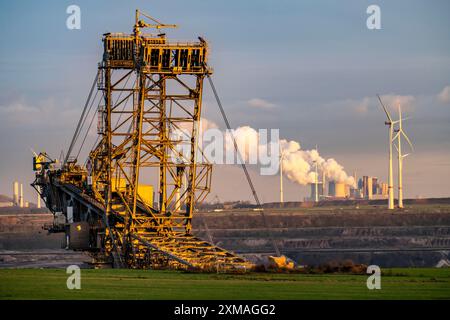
[13,181,19,206]
[19,183,24,208]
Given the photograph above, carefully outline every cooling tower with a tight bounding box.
[334,182,346,198]
[328,181,348,198]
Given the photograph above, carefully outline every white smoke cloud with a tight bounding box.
[173,118,356,187]
[174,118,218,147]
[279,138,356,187]
[225,126,260,163]
[175,118,218,135]
[438,85,450,103]
[221,125,355,187]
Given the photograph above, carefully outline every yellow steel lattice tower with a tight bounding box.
[88,11,244,270]
[32,10,252,271]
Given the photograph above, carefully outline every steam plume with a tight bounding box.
[173,120,355,187]
[229,126,356,187]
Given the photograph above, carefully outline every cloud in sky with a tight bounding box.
[321,94,416,117]
[378,94,416,113]
[1,1,450,202]
[0,97,78,128]
[353,97,371,115]
[247,98,277,109]
[350,94,416,115]
[438,85,450,103]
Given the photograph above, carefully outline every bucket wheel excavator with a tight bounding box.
[31,10,253,272]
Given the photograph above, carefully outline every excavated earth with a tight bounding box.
[0,209,90,268]
[1,205,450,268]
[193,205,450,267]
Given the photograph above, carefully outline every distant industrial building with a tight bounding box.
[358,176,388,200]
[0,195,13,207]
[12,180,29,208]
[372,177,378,195]
[381,183,388,196]
[309,182,324,201]
[305,173,389,202]
[328,181,349,198]
[363,176,373,200]
[349,187,362,199]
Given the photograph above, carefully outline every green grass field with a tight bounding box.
[1,268,449,300]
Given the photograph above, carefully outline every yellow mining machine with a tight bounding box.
[31,10,253,272]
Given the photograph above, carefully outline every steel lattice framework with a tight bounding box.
[91,11,215,266]
[32,10,252,271]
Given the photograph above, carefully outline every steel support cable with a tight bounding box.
[64,70,100,165]
[75,95,102,160]
[62,70,124,266]
[206,75,281,257]
[72,87,100,162]
[73,88,99,150]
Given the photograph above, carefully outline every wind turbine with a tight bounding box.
[377,95,398,210]
[314,160,319,202]
[279,144,284,203]
[313,145,319,203]
[393,103,413,209]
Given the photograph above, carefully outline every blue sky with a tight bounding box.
[0,0,449,203]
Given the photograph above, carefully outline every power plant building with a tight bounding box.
[328,181,349,198]
[372,177,378,195]
[309,182,324,201]
[363,176,373,200]
[324,176,389,201]
[381,183,388,196]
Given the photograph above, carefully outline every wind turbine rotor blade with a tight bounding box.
[393,142,399,153]
[402,131,414,151]
[377,94,393,122]
[393,131,400,141]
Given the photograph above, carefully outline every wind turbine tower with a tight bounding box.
[314,160,319,203]
[394,103,413,209]
[314,145,320,203]
[279,145,284,203]
[377,95,397,210]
